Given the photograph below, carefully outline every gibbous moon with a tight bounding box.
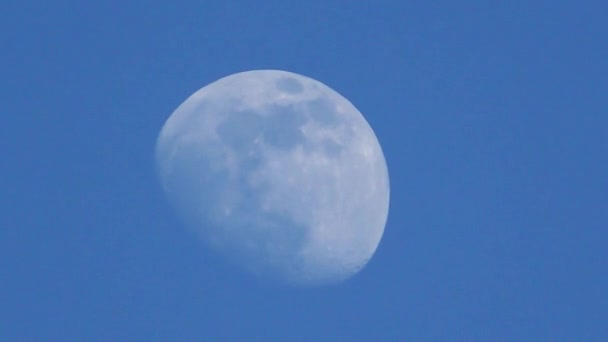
[156,70,389,286]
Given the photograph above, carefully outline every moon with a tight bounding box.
[156,70,390,286]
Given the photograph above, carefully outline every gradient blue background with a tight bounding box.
[2,1,607,340]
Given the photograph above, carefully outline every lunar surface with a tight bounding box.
[156,70,389,286]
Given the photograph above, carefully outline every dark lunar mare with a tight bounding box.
[275,77,304,94]
[210,105,314,279]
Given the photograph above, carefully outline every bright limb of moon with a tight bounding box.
[156,70,390,286]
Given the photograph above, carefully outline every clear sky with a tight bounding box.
[2,1,607,340]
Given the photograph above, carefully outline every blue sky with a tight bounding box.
[2,1,607,340]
